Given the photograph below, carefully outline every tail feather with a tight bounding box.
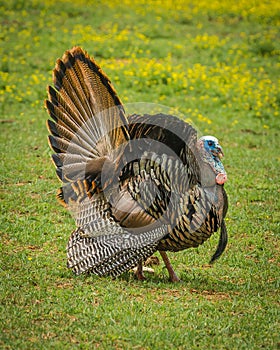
[48,84,86,130]
[47,119,75,140]
[45,95,82,134]
[46,47,130,186]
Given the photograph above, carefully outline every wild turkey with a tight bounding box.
[45,47,228,282]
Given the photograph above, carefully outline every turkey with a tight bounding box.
[45,47,228,282]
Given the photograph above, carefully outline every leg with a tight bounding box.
[134,261,146,280]
[159,251,180,282]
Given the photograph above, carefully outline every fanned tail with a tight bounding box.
[45,46,130,185]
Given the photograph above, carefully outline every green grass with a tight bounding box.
[1,0,279,349]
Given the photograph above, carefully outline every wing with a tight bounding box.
[64,178,169,276]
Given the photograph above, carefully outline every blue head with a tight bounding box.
[198,136,227,185]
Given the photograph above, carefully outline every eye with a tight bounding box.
[207,141,214,146]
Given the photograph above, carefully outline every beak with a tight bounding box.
[217,145,224,159]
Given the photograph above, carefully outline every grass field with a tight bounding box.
[1,0,279,349]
